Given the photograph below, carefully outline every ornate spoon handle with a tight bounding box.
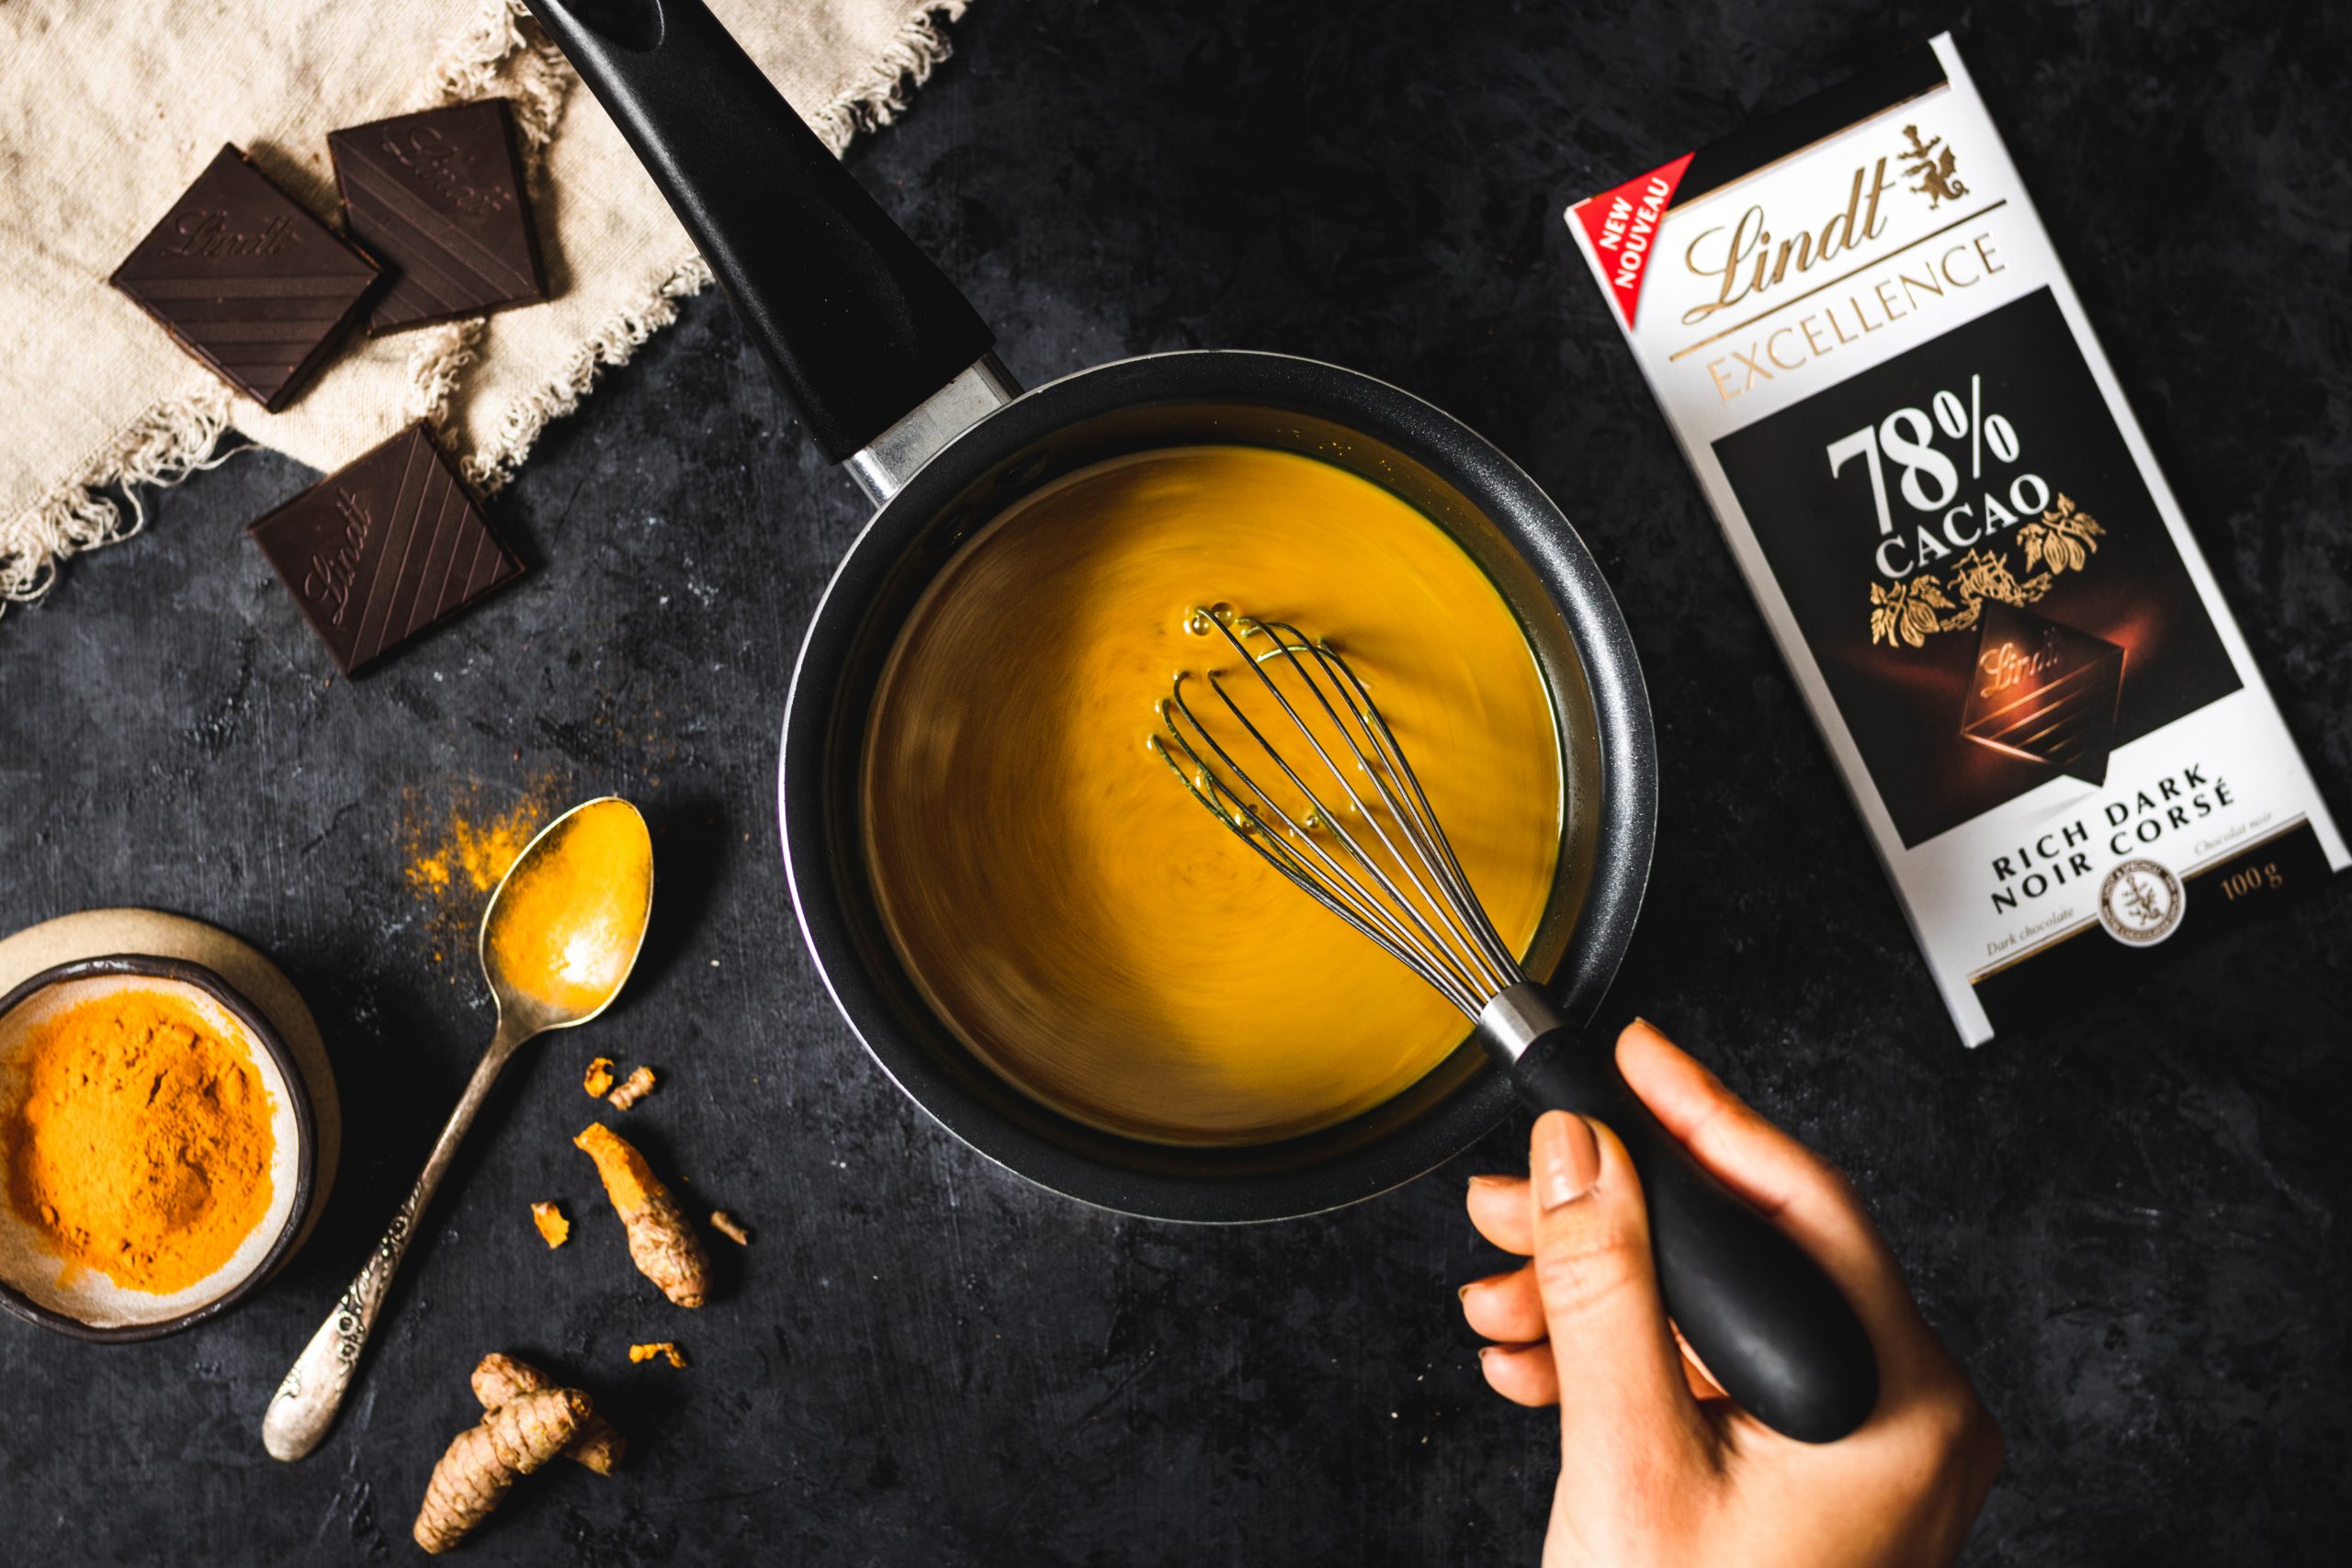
[262,1027,525,1461]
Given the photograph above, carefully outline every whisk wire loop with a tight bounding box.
[1203,646,1477,981]
[1232,621,1517,998]
[1148,738,1458,1010]
[1150,612,1528,1018]
[1157,674,1481,1012]
[1259,626,1520,984]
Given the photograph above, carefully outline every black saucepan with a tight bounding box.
[528,0,1875,1442]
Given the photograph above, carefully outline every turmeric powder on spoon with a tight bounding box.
[483,801,652,1013]
[4,990,276,1295]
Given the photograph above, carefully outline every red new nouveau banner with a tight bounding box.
[1572,152,1695,328]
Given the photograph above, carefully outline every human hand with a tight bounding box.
[1458,1021,1999,1568]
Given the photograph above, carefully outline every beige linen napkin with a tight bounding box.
[0,0,969,617]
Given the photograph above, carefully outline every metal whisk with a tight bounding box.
[1148,608,1562,1052]
[1147,606,1879,1447]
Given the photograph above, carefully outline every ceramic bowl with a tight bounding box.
[0,955,315,1340]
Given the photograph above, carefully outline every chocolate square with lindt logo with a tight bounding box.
[329,99,546,334]
[109,145,380,412]
[247,423,523,676]
[1959,602,2124,784]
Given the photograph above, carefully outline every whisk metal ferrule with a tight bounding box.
[1476,982,1570,1064]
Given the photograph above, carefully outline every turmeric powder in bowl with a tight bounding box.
[3,988,277,1296]
[0,959,310,1338]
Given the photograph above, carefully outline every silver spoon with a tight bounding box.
[262,796,654,1461]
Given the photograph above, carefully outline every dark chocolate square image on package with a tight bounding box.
[247,423,523,675]
[1959,602,2124,784]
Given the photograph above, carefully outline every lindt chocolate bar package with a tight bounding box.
[1566,32,2345,1044]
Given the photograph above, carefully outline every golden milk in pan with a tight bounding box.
[861,446,1562,1145]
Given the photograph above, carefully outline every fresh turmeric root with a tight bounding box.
[413,1387,590,1554]
[574,1122,712,1308]
[470,1353,627,1476]
[607,1064,657,1110]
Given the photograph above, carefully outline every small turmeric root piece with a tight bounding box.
[574,1122,711,1307]
[530,1201,570,1248]
[709,1210,751,1246]
[413,1387,589,1554]
[582,1057,616,1098]
[606,1065,657,1111]
[629,1340,689,1369]
[471,1353,626,1476]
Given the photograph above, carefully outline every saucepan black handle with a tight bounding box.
[524,0,995,460]
[1508,1025,1879,1443]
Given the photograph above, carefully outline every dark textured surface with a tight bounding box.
[4,2,2347,1562]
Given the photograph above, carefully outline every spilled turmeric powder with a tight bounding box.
[401,781,560,977]
[404,795,545,897]
[3,989,277,1294]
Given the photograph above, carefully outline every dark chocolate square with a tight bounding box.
[109,145,380,412]
[329,99,547,334]
[1960,602,2125,784]
[246,423,523,675]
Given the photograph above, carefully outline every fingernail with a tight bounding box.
[1533,1111,1600,1211]
[1456,1282,1475,1302]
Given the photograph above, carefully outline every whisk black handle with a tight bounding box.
[1505,1024,1880,1443]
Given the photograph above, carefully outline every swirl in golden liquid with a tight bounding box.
[863,446,1561,1145]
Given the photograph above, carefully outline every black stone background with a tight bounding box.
[3,2,2346,1563]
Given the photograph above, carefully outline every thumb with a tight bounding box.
[1527,1111,1708,1468]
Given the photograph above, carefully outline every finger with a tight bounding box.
[1477,1342,1559,1407]
[1464,1267,1725,1403]
[1460,1265,1547,1344]
[1526,1111,1709,1466]
[1465,1173,1533,1255]
[1615,1020,1945,1390]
